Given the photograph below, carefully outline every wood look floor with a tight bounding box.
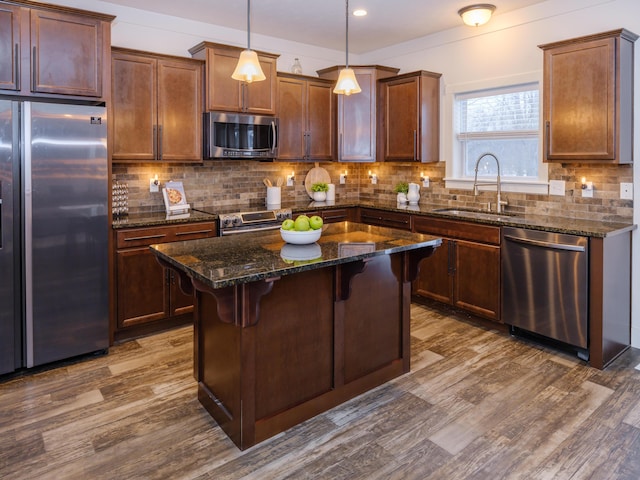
[2,303,640,480]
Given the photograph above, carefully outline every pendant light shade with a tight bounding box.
[232,0,266,83]
[458,4,496,27]
[334,0,361,95]
[334,68,361,96]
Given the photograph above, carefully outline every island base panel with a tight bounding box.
[195,252,419,450]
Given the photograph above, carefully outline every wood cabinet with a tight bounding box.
[0,1,113,99]
[277,73,334,161]
[412,216,501,322]
[113,222,216,342]
[378,70,441,163]
[111,48,203,162]
[299,207,357,224]
[540,29,638,164]
[358,207,411,231]
[317,65,399,162]
[189,42,278,115]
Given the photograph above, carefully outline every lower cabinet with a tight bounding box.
[113,222,216,341]
[358,207,412,230]
[412,216,501,322]
[297,207,357,224]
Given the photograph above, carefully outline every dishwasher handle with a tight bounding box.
[504,234,586,252]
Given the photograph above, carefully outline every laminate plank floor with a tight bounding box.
[2,303,640,480]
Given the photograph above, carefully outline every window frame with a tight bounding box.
[443,72,548,195]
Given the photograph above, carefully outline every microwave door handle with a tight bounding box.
[270,120,277,154]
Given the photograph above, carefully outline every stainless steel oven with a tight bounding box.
[194,207,292,236]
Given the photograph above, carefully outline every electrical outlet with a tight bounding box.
[150,177,159,193]
[620,182,633,200]
[549,180,565,196]
[582,182,593,198]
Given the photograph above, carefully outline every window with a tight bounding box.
[445,78,547,194]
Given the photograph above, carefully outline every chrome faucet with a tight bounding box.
[472,153,507,213]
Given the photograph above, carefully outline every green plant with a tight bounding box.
[311,182,329,192]
[393,182,409,194]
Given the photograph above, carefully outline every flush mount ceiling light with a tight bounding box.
[458,4,496,27]
[232,0,266,83]
[333,0,361,96]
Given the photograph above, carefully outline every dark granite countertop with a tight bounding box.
[150,222,441,289]
[112,209,216,229]
[114,199,635,238]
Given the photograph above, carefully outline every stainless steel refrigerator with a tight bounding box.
[0,100,109,375]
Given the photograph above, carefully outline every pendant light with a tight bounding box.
[333,0,361,96]
[458,4,496,27]
[232,0,266,83]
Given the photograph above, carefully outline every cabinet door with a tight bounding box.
[204,47,242,112]
[116,247,169,329]
[111,52,157,161]
[455,240,500,321]
[30,9,103,97]
[277,76,306,160]
[157,58,202,162]
[0,4,21,92]
[244,55,277,114]
[337,68,376,162]
[544,37,615,161]
[307,80,334,161]
[382,76,419,161]
[413,237,454,304]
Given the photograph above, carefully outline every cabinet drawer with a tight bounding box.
[414,216,500,245]
[359,208,411,230]
[116,222,217,248]
[322,208,353,223]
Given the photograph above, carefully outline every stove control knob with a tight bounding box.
[233,216,242,226]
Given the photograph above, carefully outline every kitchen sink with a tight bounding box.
[432,208,523,222]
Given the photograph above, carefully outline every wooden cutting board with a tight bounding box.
[304,163,331,199]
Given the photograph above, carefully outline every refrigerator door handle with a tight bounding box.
[23,102,35,368]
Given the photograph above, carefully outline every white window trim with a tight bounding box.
[443,71,548,195]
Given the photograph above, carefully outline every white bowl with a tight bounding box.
[280,227,322,245]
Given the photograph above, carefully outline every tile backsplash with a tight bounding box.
[113,160,633,223]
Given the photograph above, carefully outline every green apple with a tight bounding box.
[282,219,295,230]
[309,215,323,230]
[294,216,310,231]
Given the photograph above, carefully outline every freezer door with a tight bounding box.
[0,99,18,374]
[25,102,109,367]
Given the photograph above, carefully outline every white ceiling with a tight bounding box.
[98,0,548,53]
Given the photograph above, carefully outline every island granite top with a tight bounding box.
[150,221,441,289]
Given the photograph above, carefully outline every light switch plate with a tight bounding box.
[549,180,565,196]
[620,182,633,200]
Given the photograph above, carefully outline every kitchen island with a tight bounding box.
[151,221,441,450]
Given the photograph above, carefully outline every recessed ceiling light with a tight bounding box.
[353,9,367,17]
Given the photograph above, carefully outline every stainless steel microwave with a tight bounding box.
[204,112,279,160]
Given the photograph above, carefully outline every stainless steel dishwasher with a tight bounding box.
[502,227,589,360]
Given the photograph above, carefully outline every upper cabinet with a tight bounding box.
[277,73,334,162]
[0,1,113,100]
[189,42,278,115]
[317,65,398,162]
[111,48,203,163]
[378,70,441,163]
[540,29,638,164]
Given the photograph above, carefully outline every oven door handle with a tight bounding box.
[221,224,282,236]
